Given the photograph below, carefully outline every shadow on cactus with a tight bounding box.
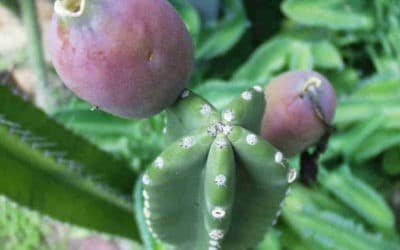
[138,87,296,250]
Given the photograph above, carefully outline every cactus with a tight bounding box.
[139,87,296,249]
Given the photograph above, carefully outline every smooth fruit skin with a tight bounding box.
[50,0,194,118]
[261,71,336,157]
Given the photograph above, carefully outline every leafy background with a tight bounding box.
[0,0,399,249]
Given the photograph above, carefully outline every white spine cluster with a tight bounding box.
[200,104,212,116]
[154,156,164,169]
[241,91,252,101]
[180,136,194,149]
[215,174,227,187]
[246,134,258,145]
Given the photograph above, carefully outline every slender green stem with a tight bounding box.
[18,0,55,112]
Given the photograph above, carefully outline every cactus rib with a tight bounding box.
[140,89,295,249]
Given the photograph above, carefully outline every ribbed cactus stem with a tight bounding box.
[220,85,265,133]
[204,136,235,248]
[139,88,297,250]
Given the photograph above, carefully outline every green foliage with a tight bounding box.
[195,0,250,60]
[281,0,374,30]
[281,181,400,250]
[0,83,139,239]
[53,99,164,172]
[0,0,20,15]
[383,147,400,176]
[319,167,395,233]
[1,0,400,249]
[0,198,50,250]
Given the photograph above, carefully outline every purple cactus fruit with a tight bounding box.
[261,70,337,157]
[50,0,194,118]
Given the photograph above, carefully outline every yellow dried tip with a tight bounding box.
[54,0,85,17]
[301,76,322,97]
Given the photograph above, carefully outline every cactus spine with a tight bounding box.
[139,87,295,250]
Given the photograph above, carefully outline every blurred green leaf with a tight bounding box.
[327,68,360,95]
[311,40,344,69]
[281,0,374,30]
[196,0,249,59]
[53,99,164,172]
[0,0,20,15]
[232,37,292,83]
[284,188,399,250]
[0,84,139,239]
[338,114,384,159]
[354,74,400,97]
[289,41,314,70]
[0,198,50,250]
[326,123,400,163]
[383,146,400,176]
[289,185,354,219]
[169,0,201,45]
[354,130,400,162]
[256,229,281,250]
[186,0,220,22]
[319,166,396,233]
[334,96,400,129]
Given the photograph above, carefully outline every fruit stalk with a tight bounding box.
[19,0,55,112]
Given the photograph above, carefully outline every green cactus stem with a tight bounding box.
[138,87,297,249]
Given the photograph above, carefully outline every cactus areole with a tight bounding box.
[140,88,296,249]
[50,0,194,118]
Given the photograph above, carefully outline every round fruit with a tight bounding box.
[261,70,336,157]
[50,0,194,118]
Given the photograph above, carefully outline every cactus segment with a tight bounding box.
[165,89,220,144]
[204,136,236,248]
[221,86,265,133]
[142,131,213,247]
[223,126,290,249]
[140,88,294,249]
[134,179,167,250]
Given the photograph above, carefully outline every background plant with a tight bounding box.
[0,0,399,249]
